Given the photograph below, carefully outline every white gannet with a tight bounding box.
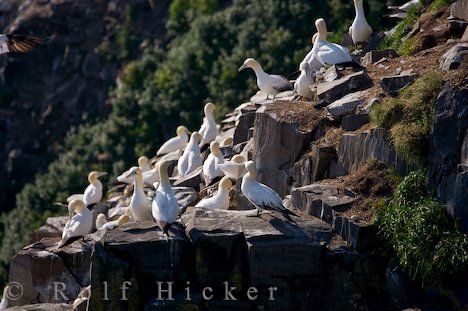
[58,200,93,248]
[0,34,46,54]
[217,154,247,180]
[0,285,9,310]
[195,176,232,210]
[220,137,233,148]
[152,160,180,234]
[202,141,225,185]
[156,126,190,156]
[118,166,160,186]
[294,62,314,99]
[72,285,91,310]
[178,132,203,177]
[302,33,328,71]
[238,58,293,99]
[67,171,107,206]
[96,213,131,231]
[125,166,153,221]
[117,156,151,183]
[241,161,298,222]
[198,103,218,147]
[312,18,352,68]
[388,0,420,12]
[349,0,373,45]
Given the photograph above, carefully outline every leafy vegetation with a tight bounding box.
[377,171,468,288]
[429,0,454,10]
[370,72,443,165]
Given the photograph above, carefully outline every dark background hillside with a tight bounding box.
[0,0,403,286]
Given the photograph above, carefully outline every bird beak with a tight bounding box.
[96,172,108,177]
[238,64,246,72]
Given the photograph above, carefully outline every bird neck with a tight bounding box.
[354,0,364,17]
[247,171,257,180]
[134,174,144,193]
[91,179,102,188]
[159,167,170,187]
[251,64,266,78]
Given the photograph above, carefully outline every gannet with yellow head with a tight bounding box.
[58,199,93,248]
[238,58,292,99]
[178,132,203,177]
[349,0,373,45]
[67,171,107,206]
[157,126,190,156]
[96,213,131,230]
[241,161,298,222]
[125,167,153,221]
[195,176,232,210]
[152,160,180,234]
[202,141,225,185]
[198,103,218,147]
[312,18,352,67]
[117,156,152,184]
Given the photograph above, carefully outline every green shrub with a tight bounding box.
[370,72,443,165]
[377,171,468,288]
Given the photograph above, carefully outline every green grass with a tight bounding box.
[429,0,454,10]
[370,72,443,165]
[377,171,468,289]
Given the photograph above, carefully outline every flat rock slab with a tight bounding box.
[327,90,369,118]
[380,74,417,95]
[451,0,468,21]
[439,43,468,71]
[342,113,369,131]
[361,49,399,67]
[317,71,373,102]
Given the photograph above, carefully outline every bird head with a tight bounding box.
[231,154,246,164]
[125,166,141,179]
[96,213,107,228]
[220,137,233,147]
[191,131,203,144]
[210,141,221,155]
[88,171,107,183]
[157,160,170,178]
[238,58,260,72]
[204,102,215,115]
[244,160,258,178]
[219,176,233,190]
[176,125,190,137]
[315,18,328,40]
[137,156,149,168]
[69,199,86,214]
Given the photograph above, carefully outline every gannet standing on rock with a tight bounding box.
[217,154,247,180]
[0,285,9,310]
[312,18,353,68]
[199,103,218,147]
[152,160,179,234]
[387,0,420,18]
[125,167,153,221]
[241,161,298,222]
[238,58,293,99]
[195,177,232,210]
[294,62,315,99]
[58,200,93,248]
[178,132,203,177]
[157,126,190,156]
[67,171,107,206]
[349,0,373,45]
[203,141,225,185]
[0,34,46,54]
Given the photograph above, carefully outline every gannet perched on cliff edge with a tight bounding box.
[238,58,293,99]
[58,200,93,248]
[67,171,107,206]
[203,141,225,185]
[152,160,179,234]
[294,62,314,99]
[125,166,153,221]
[218,154,247,180]
[0,34,46,54]
[178,132,203,177]
[196,176,232,210]
[241,161,298,222]
[199,103,218,147]
[312,18,352,67]
[349,0,373,45]
[117,156,151,183]
[157,126,190,156]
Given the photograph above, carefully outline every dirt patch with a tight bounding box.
[265,100,326,133]
[316,127,345,148]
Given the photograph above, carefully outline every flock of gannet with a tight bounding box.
[1,0,384,252]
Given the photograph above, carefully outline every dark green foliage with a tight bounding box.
[377,171,468,288]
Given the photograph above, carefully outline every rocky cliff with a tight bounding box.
[1,1,467,311]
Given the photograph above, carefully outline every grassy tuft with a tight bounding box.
[429,0,454,10]
[370,72,443,165]
[377,171,468,288]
